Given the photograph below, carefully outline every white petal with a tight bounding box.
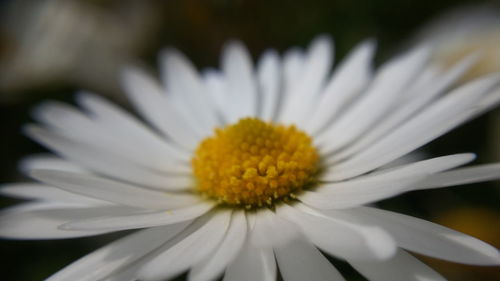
[46,222,189,281]
[349,207,500,265]
[325,73,500,180]
[275,236,345,281]
[160,49,219,133]
[25,125,191,191]
[223,233,276,281]
[277,204,397,261]
[122,67,201,149]
[61,203,214,232]
[19,154,87,174]
[221,41,258,122]
[322,152,474,182]
[348,249,447,281]
[0,204,130,239]
[30,170,197,209]
[478,86,500,110]
[317,45,431,153]
[189,211,247,281]
[250,209,302,249]
[379,151,428,170]
[139,211,231,281]
[202,69,227,123]
[309,154,474,209]
[101,260,145,281]
[257,49,282,121]
[76,92,191,169]
[0,183,108,206]
[280,35,334,126]
[308,39,375,135]
[280,47,305,114]
[411,163,500,190]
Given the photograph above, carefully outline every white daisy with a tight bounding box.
[1,36,500,281]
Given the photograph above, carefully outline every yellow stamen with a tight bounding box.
[192,117,319,208]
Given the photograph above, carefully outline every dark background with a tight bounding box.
[0,0,499,280]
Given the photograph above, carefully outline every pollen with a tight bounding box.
[192,117,319,208]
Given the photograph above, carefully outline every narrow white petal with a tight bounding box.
[325,73,500,180]
[300,179,418,211]
[139,211,231,281]
[349,207,500,265]
[349,249,447,281]
[222,41,258,122]
[317,45,431,152]
[0,204,131,239]
[308,39,375,135]
[30,170,196,209]
[0,183,108,205]
[282,48,305,92]
[322,153,474,182]
[275,48,305,122]
[223,241,276,281]
[275,234,346,281]
[277,204,397,261]
[76,92,191,168]
[160,49,219,133]
[245,210,302,251]
[411,163,500,190]
[101,260,145,281]
[309,154,474,209]
[46,222,189,281]
[122,67,201,149]
[189,211,248,281]
[280,35,334,126]
[257,49,282,121]
[61,203,214,232]
[202,69,228,123]
[25,125,191,191]
[19,154,87,174]
[478,87,500,111]
[379,151,428,170]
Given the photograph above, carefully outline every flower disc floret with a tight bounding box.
[192,118,319,208]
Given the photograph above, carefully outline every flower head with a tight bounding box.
[1,36,500,281]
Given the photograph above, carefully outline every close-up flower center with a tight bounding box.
[192,117,320,208]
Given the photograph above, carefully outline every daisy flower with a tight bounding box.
[1,36,500,281]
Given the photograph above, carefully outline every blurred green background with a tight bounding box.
[0,0,499,280]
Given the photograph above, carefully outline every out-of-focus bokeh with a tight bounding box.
[0,0,499,280]
[0,0,162,102]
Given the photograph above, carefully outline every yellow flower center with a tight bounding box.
[192,117,319,209]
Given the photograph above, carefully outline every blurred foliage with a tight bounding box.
[0,0,499,280]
